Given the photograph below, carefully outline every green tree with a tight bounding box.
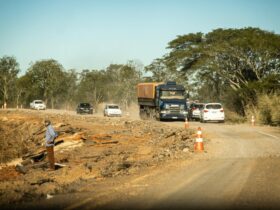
[106,62,142,109]
[26,59,66,108]
[15,75,31,108]
[157,28,280,114]
[61,69,78,110]
[0,56,20,107]
[145,58,170,82]
[76,69,108,111]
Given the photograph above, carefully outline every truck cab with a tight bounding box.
[156,82,188,120]
[137,81,188,120]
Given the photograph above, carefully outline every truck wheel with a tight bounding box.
[139,110,145,120]
[144,111,149,120]
[145,109,150,119]
[155,111,160,121]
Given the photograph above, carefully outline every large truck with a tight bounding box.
[137,81,188,120]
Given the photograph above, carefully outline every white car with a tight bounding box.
[30,100,46,110]
[200,103,224,123]
[104,104,122,117]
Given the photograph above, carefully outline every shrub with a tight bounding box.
[268,93,280,126]
[246,93,280,126]
[224,108,246,124]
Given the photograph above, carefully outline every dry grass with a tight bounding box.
[224,108,246,124]
[246,93,280,126]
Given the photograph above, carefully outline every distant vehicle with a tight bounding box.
[200,103,225,123]
[137,81,188,120]
[188,103,204,121]
[104,104,122,117]
[30,100,46,110]
[76,103,94,114]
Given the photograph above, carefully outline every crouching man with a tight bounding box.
[45,119,58,170]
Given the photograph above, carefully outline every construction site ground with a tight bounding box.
[0,109,280,210]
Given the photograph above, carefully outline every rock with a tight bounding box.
[46,194,54,199]
[183,148,189,153]
[1,117,8,121]
[84,162,93,172]
[15,164,27,174]
[21,159,34,166]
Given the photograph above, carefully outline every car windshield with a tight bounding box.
[80,103,91,107]
[193,104,204,109]
[206,104,222,109]
[160,91,185,99]
[35,101,43,104]
[108,105,119,109]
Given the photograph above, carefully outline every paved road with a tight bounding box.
[95,122,280,210]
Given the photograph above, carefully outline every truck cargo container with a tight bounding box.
[137,81,188,120]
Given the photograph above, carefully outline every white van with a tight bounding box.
[200,103,224,123]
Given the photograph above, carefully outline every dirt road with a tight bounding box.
[65,122,280,210]
[1,110,280,210]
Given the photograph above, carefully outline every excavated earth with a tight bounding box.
[0,109,199,208]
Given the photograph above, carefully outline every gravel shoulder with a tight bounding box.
[86,121,280,210]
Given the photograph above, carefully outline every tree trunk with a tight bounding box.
[3,78,8,108]
[51,97,54,109]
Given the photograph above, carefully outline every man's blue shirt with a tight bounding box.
[45,124,57,147]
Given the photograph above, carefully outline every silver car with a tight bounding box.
[188,103,204,121]
[30,100,46,110]
[104,104,122,117]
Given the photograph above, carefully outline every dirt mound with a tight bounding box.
[0,113,43,163]
[0,110,198,206]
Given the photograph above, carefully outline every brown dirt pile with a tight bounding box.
[0,109,198,206]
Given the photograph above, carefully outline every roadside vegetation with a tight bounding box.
[250,93,280,126]
[0,27,279,125]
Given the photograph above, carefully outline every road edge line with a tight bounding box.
[257,131,279,140]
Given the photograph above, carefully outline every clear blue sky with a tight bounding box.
[0,0,280,74]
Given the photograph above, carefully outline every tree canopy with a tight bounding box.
[0,56,20,107]
[146,27,280,114]
[0,27,279,122]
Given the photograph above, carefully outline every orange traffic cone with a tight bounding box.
[184,118,189,129]
[251,115,255,126]
[194,127,204,152]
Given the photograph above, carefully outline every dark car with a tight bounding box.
[76,103,94,114]
[188,103,204,121]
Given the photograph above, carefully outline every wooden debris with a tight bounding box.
[101,140,119,145]
[30,178,54,185]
